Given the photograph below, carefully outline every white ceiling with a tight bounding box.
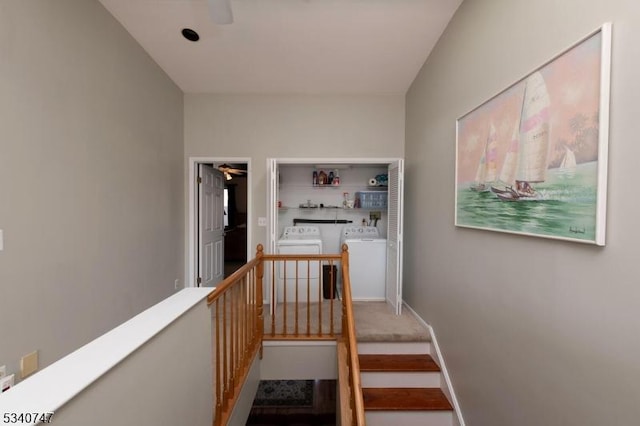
[98,0,462,94]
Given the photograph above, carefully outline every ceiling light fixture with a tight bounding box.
[181,28,200,42]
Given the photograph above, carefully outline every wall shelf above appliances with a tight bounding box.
[312,183,341,188]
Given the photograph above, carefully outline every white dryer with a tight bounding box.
[276,226,323,303]
[341,226,387,301]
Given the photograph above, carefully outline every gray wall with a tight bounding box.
[405,1,640,425]
[54,300,213,426]
[184,94,405,252]
[0,1,184,375]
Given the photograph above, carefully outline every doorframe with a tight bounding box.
[187,157,252,288]
[268,157,403,311]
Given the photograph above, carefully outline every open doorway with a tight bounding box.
[267,158,404,313]
[188,158,251,288]
[218,163,248,277]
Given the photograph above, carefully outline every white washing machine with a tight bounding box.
[341,226,387,301]
[276,226,323,303]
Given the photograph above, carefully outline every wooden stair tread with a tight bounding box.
[359,354,440,372]
[362,387,453,411]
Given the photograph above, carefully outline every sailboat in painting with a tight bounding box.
[470,123,498,192]
[560,146,577,170]
[491,124,519,195]
[495,72,551,201]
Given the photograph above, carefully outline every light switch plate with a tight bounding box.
[0,229,3,251]
[21,351,38,379]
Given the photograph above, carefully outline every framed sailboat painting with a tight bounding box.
[455,23,611,246]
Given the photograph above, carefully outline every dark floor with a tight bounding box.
[246,380,337,426]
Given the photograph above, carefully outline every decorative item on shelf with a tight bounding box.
[318,170,328,185]
[298,199,318,209]
[367,173,388,187]
[375,174,388,186]
[313,168,340,187]
[342,192,352,209]
[356,191,387,209]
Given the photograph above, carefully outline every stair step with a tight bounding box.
[365,409,453,426]
[360,369,441,388]
[363,387,453,411]
[359,354,440,372]
[358,341,431,355]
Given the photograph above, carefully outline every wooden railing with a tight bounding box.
[206,248,264,426]
[206,244,365,426]
[261,249,341,339]
[338,244,366,426]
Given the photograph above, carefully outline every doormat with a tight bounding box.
[253,380,314,407]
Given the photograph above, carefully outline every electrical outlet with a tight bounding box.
[0,374,14,393]
[369,211,381,221]
[0,365,6,378]
[174,279,180,290]
[20,351,38,379]
[258,217,267,227]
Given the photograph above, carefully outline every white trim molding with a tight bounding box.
[403,302,466,426]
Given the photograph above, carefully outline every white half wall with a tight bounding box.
[52,296,213,426]
[405,1,640,425]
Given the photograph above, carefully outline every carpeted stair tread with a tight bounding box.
[359,354,440,372]
[264,301,430,342]
[362,387,453,411]
[352,302,430,342]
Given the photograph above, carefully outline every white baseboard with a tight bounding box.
[403,302,466,426]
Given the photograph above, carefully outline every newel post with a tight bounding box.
[256,244,264,358]
[341,243,349,268]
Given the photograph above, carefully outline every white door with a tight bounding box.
[386,160,404,314]
[266,158,279,310]
[198,164,225,287]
